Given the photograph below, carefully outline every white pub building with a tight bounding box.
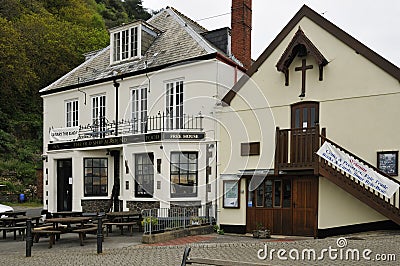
[40,4,251,215]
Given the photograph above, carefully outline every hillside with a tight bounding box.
[0,0,151,192]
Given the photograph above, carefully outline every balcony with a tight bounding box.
[274,126,322,174]
[50,113,203,143]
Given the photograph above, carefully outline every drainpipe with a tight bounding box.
[113,80,120,136]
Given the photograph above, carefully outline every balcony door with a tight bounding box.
[290,101,319,164]
[92,94,106,136]
[131,86,148,133]
[165,80,183,130]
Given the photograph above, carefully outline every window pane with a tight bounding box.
[303,108,308,126]
[310,107,316,126]
[93,159,101,167]
[282,180,291,208]
[171,153,179,163]
[274,180,282,207]
[264,180,273,208]
[85,159,92,167]
[256,185,264,207]
[295,109,300,128]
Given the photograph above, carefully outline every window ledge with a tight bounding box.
[82,196,109,200]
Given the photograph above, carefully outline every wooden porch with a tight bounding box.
[273,126,400,226]
[274,125,325,175]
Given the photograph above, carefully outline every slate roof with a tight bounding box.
[40,7,238,94]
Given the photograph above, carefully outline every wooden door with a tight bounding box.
[291,102,319,164]
[292,177,318,236]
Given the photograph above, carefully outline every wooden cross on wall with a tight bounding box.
[295,59,313,98]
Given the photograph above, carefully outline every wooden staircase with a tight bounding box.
[275,126,400,225]
[318,136,400,225]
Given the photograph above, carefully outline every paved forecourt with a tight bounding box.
[0,230,398,265]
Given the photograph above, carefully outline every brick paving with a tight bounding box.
[0,229,398,265]
[1,208,398,266]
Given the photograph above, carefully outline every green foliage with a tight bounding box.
[0,0,150,189]
[141,216,158,226]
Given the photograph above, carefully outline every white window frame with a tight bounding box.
[131,86,148,133]
[91,94,106,132]
[134,153,154,197]
[65,99,79,127]
[165,79,184,130]
[111,24,141,64]
[170,151,198,198]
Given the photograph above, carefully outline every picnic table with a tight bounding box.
[33,216,96,248]
[105,211,142,236]
[0,210,27,218]
[46,216,92,230]
[51,211,83,218]
[0,215,41,240]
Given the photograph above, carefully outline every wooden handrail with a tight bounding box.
[319,134,400,185]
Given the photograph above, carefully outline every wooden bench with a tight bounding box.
[103,221,137,236]
[32,228,62,248]
[0,226,26,240]
[72,225,100,246]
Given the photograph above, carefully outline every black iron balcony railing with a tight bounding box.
[54,113,203,141]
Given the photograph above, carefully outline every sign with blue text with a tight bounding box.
[317,142,399,198]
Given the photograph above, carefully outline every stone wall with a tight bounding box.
[81,199,111,213]
[126,201,160,213]
[142,225,213,244]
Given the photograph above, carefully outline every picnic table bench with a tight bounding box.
[105,211,142,236]
[0,215,41,240]
[0,225,26,240]
[72,224,101,246]
[32,226,62,248]
[103,221,136,236]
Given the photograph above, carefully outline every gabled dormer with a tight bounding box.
[109,21,161,65]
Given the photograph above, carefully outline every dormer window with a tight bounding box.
[109,21,160,65]
[111,24,141,63]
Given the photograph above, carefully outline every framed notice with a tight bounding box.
[377,151,398,176]
[223,180,240,208]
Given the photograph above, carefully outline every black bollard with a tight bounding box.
[26,218,32,257]
[97,214,103,254]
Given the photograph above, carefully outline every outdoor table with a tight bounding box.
[33,216,95,248]
[51,211,83,218]
[0,215,40,240]
[46,216,92,230]
[0,210,27,218]
[105,211,142,235]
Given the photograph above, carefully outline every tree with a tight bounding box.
[0,0,151,187]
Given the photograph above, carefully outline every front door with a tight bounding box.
[57,159,72,211]
[246,176,318,236]
[292,177,318,236]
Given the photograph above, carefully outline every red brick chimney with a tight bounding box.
[231,0,252,69]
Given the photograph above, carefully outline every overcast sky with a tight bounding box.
[142,0,399,66]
